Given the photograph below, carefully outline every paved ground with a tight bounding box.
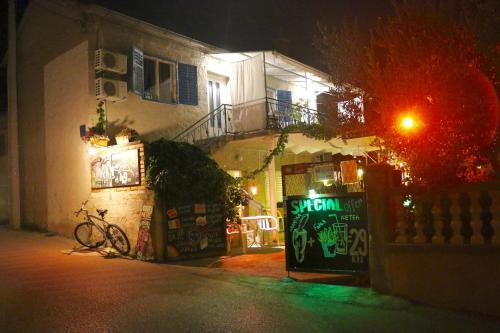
[177,247,363,285]
[0,226,498,333]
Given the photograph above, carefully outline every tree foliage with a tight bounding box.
[146,140,247,222]
[316,0,499,185]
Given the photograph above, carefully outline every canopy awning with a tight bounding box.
[209,50,334,94]
[220,132,380,156]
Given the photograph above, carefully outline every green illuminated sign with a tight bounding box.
[290,198,343,215]
[285,194,368,274]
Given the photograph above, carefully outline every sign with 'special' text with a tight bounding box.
[285,193,368,273]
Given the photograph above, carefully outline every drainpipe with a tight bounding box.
[7,0,21,229]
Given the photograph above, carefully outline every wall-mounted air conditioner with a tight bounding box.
[94,49,127,74]
[95,78,127,102]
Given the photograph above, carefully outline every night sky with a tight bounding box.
[0,0,393,69]
[91,0,393,69]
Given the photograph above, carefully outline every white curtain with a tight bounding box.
[230,53,267,132]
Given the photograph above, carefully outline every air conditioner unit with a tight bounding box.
[94,49,127,74]
[95,78,127,102]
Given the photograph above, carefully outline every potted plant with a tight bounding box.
[81,101,110,146]
[115,127,139,145]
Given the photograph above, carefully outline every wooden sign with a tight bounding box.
[285,193,368,274]
[165,203,226,260]
[91,148,140,189]
[340,160,358,184]
[135,204,154,261]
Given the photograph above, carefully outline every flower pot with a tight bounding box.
[115,136,130,145]
[90,136,109,147]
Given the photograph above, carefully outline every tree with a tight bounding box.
[316,0,499,185]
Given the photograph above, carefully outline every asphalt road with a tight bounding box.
[0,226,498,333]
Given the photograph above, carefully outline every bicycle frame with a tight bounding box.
[85,214,109,237]
[75,201,110,240]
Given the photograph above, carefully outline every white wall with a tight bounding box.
[44,41,91,237]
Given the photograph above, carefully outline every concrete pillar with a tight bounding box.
[267,138,277,219]
[7,0,21,229]
[365,164,393,293]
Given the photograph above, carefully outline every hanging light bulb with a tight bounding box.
[250,184,258,195]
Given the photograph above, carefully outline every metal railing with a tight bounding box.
[173,97,329,145]
[265,97,325,129]
[173,104,234,144]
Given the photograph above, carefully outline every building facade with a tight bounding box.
[12,0,376,252]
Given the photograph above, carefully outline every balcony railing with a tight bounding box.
[390,182,500,245]
[173,97,329,145]
[265,97,324,129]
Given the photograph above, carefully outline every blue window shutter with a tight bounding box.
[277,90,292,113]
[129,46,144,96]
[178,63,198,105]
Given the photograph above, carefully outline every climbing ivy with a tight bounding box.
[239,129,289,181]
[239,122,337,182]
[146,139,247,222]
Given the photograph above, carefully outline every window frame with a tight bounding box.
[142,55,177,104]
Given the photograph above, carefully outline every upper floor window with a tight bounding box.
[143,56,177,103]
[129,47,198,106]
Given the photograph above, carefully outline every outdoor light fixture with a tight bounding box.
[250,184,258,196]
[357,168,364,178]
[308,189,318,199]
[397,111,422,135]
[401,116,415,129]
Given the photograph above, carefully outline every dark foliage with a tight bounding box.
[146,139,247,222]
[316,0,499,185]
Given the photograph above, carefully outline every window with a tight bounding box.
[143,56,176,103]
[129,46,198,106]
[208,80,221,128]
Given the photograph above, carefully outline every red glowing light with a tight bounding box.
[401,116,415,129]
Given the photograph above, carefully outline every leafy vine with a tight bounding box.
[238,122,336,182]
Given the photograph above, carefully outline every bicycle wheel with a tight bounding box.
[74,222,106,248]
[107,224,130,256]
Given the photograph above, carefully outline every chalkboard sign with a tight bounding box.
[91,148,140,189]
[285,193,368,273]
[165,203,226,260]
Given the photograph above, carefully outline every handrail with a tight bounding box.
[173,103,234,143]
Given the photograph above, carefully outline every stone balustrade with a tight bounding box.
[391,182,499,245]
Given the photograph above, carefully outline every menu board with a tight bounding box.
[135,204,154,261]
[91,148,140,189]
[285,193,368,273]
[165,203,226,260]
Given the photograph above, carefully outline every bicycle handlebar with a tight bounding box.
[74,200,89,217]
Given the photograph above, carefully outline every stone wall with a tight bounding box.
[365,165,500,317]
[87,142,153,253]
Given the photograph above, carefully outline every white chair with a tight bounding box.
[241,216,280,247]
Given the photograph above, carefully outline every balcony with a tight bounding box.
[173,97,326,145]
